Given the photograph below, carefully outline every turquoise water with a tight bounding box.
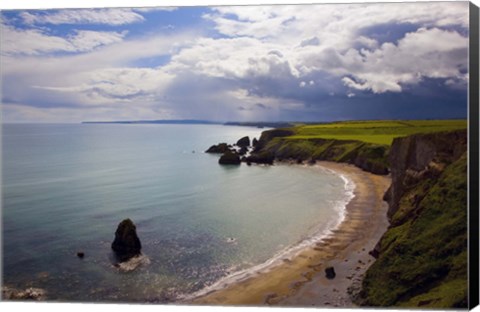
[2,124,350,303]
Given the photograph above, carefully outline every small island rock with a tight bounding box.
[205,143,230,154]
[111,219,142,262]
[219,151,241,165]
[236,136,250,148]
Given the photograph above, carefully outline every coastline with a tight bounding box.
[190,161,391,307]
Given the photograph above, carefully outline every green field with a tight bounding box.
[287,120,467,145]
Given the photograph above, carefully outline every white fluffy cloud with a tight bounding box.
[20,9,145,25]
[338,28,468,93]
[201,2,469,93]
[166,37,295,79]
[1,24,127,55]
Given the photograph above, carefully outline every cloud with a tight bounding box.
[20,8,145,25]
[1,30,196,120]
[202,2,468,94]
[300,37,320,47]
[338,27,468,93]
[1,2,469,123]
[166,36,296,79]
[133,7,178,13]
[255,103,270,110]
[1,24,127,55]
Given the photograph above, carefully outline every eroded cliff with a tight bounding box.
[359,130,468,308]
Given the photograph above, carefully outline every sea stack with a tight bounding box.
[219,151,241,165]
[111,219,142,262]
[236,136,250,148]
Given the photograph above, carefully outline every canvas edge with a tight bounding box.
[469,1,480,310]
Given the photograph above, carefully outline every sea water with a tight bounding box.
[2,123,352,302]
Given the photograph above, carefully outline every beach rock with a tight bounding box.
[111,219,142,262]
[236,136,250,147]
[205,143,230,154]
[219,151,241,165]
[325,267,336,279]
[76,251,85,259]
[2,287,47,300]
[252,138,258,147]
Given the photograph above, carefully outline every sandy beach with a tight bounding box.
[190,161,391,307]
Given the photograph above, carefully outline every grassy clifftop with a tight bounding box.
[287,119,467,145]
[250,119,466,175]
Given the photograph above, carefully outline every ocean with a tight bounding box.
[2,123,353,302]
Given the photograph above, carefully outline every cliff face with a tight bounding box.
[359,130,468,308]
[384,130,467,221]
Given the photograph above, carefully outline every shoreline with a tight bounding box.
[189,161,391,307]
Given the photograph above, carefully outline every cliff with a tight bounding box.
[250,128,389,174]
[359,130,468,308]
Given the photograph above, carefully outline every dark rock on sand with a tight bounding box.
[219,151,241,165]
[205,143,230,154]
[77,251,85,259]
[112,219,142,262]
[325,266,336,279]
[236,136,250,147]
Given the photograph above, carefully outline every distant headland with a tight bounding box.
[81,119,294,128]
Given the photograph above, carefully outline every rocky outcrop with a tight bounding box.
[205,143,230,154]
[245,150,275,165]
[236,136,250,147]
[253,129,294,151]
[384,130,467,220]
[112,219,142,262]
[252,137,258,148]
[2,287,47,300]
[219,151,241,165]
[238,146,248,156]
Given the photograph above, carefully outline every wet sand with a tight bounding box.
[190,161,391,307]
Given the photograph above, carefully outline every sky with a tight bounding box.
[0,1,471,123]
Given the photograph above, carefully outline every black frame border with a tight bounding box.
[469,1,479,310]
